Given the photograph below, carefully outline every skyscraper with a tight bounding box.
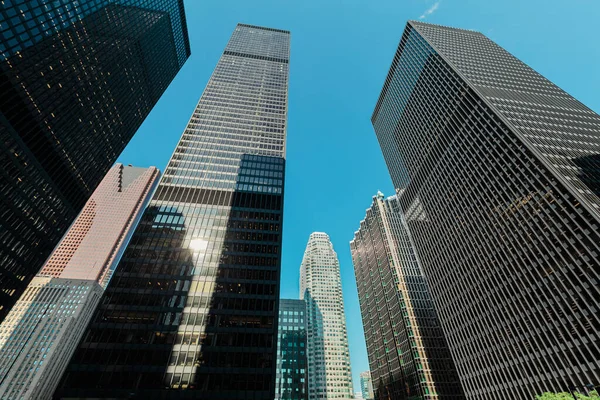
[372,20,600,398]
[55,23,289,399]
[276,299,308,400]
[0,0,190,321]
[300,232,353,400]
[0,164,159,400]
[359,372,373,400]
[351,193,463,399]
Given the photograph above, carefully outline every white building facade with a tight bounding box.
[300,232,353,400]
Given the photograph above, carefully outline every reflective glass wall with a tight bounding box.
[276,299,308,400]
[0,0,190,321]
[55,23,289,399]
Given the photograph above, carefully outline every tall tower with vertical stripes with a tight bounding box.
[55,23,290,399]
[372,20,600,398]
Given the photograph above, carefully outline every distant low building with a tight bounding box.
[359,371,374,400]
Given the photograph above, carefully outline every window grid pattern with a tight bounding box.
[0,164,157,399]
[275,299,308,400]
[38,164,159,286]
[55,23,289,399]
[414,23,600,214]
[0,0,190,65]
[372,21,600,399]
[0,277,103,400]
[0,0,189,322]
[351,194,464,400]
[300,232,354,400]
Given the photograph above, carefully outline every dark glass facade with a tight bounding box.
[351,193,463,400]
[55,23,289,399]
[276,299,308,400]
[0,0,190,321]
[372,21,600,398]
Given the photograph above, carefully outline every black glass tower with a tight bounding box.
[55,23,289,399]
[276,299,308,400]
[0,0,190,321]
[351,193,464,400]
[372,21,600,398]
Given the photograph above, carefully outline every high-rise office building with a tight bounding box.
[351,193,463,399]
[55,23,289,399]
[359,371,374,400]
[0,0,190,321]
[372,20,600,398]
[0,164,159,400]
[300,232,353,400]
[276,299,308,400]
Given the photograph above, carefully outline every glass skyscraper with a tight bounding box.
[55,23,289,399]
[276,299,308,400]
[300,232,353,400]
[0,0,190,321]
[351,193,463,399]
[372,20,600,398]
[0,164,159,400]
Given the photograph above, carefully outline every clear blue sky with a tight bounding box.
[117,0,600,392]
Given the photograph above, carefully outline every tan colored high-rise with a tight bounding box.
[300,232,354,400]
[0,164,159,400]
